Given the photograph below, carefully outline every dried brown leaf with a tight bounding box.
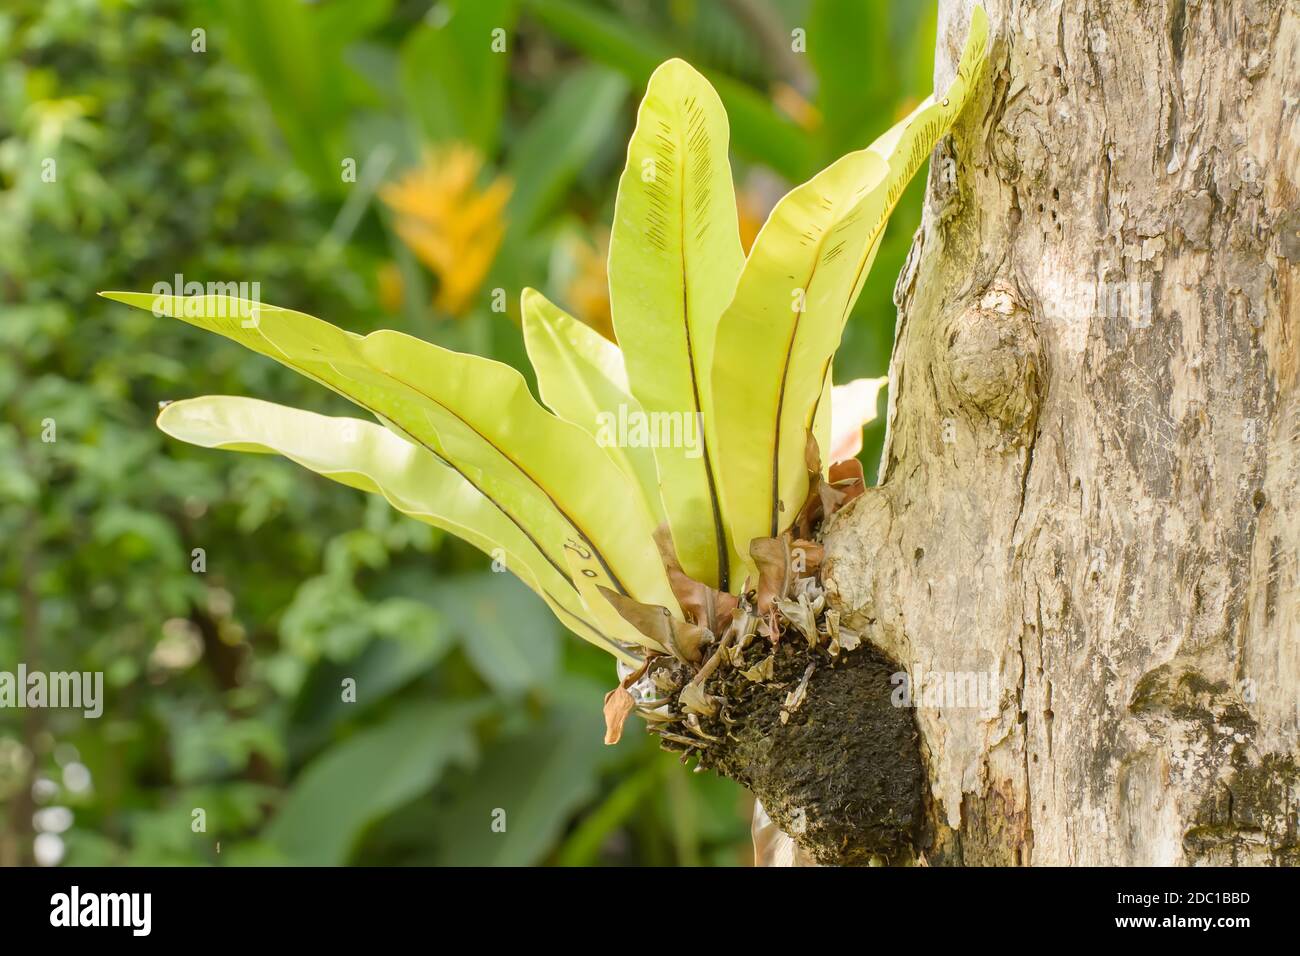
[790,538,824,574]
[668,621,709,664]
[742,655,775,683]
[679,681,718,717]
[828,458,865,510]
[728,606,758,652]
[823,608,839,655]
[794,481,824,540]
[804,431,823,477]
[685,714,720,741]
[597,586,706,663]
[776,595,819,646]
[750,536,791,615]
[837,627,862,652]
[783,662,816,714]
[817,477,847,521]
[603,686,636,745]
[655,525,739,634]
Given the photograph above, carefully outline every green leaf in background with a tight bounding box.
[656,759,750,867]
[554,763,658,866]
[267,700,488,866]
[399,0,517,154]
[808,0,894,158]
[522,0,813,180]
[288,627,455,758]
[505,65,628,235]
[207,0,392,193]
[429,688,617,866]
[430,572,560,697]
[169,710,285,786]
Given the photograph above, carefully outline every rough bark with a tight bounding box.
[811,0,1299,865]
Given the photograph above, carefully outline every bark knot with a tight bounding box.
[942,282,1043,439]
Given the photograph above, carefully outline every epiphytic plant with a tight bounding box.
[105,9,987,862]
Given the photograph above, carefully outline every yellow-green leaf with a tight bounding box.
[101,292,677,615]
[359,327,678,612]
[812,361,834,474]
[520,288,664,524]
[608,58,744,591]
[157,395,639,663]
[712,7,988,582]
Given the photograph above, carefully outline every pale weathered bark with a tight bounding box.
[816,0,1299,865]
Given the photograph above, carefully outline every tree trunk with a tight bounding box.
[810,0,1299,865]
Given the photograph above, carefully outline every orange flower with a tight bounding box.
[380,145,511,317]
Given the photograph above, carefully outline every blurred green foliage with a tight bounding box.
[1,0,934,866]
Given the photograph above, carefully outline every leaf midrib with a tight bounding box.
[367,354,634,596]
[672,95,730,592]
[241,315,630,598]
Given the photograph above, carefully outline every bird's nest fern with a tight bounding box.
[103,8,988,862]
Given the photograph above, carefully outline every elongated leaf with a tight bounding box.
[609,59,744,591]
[156,395,637,662]
[358,328,678,612]
[108,292,571,586]
[398,0,516,154]
[712,149,887,571]
[506,66,628,234]
[847,7,989,309]
[102,293,677,621]
[812,372,833,475]
[521,288,663,523]
[713,8,988,581]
